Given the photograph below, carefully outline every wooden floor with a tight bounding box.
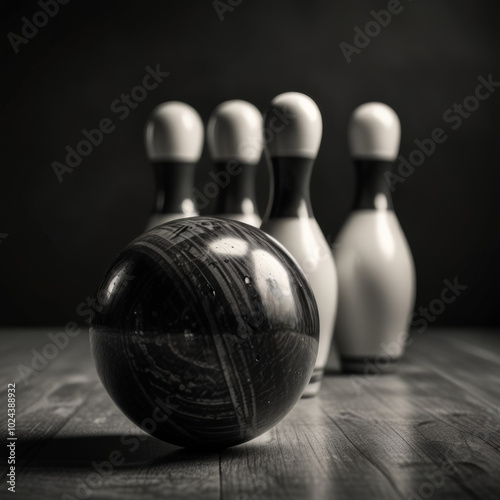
[1,328,500,500]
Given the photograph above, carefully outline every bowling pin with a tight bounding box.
[261,92,338,397]
[207,100,263,227]
[334,102,416,373]
[144,101,203,230]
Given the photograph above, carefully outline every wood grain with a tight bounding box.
[1,328,499,500]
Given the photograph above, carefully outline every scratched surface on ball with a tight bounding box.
[90,217,319,448]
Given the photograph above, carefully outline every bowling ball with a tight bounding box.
[90,217,319,448]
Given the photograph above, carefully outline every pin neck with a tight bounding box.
[153,162,198,215]
[214,161,259,216]
[353,159,394,211]
[266,157,314,219]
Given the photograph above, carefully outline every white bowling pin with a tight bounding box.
[144,102,203,230]
[207,100,263,227]
[260,92,338,397]
[334,102,416,373]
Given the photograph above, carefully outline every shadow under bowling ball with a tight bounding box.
[90,217,319,449]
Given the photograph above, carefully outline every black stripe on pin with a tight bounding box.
[214,161,259,216]
[353,159,395,211]
[267,157,315,219]
[153,161,197,214]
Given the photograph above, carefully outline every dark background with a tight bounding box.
[1,0,499,327]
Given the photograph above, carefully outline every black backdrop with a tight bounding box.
[1,0,499,327]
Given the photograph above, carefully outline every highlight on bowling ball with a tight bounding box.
[90,217,319,448]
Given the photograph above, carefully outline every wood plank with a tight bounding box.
[319,376,476,500]
[408,330,500,410]
[4,329,221,500]
[334,332,500,500]
[220,397,401,500]
[2,328,500,499]
[15,387,221,500]
[437,328,500,352]
[1,329,98,484]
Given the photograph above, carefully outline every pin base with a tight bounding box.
[301,368,324,398]
[340,356,400,374]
